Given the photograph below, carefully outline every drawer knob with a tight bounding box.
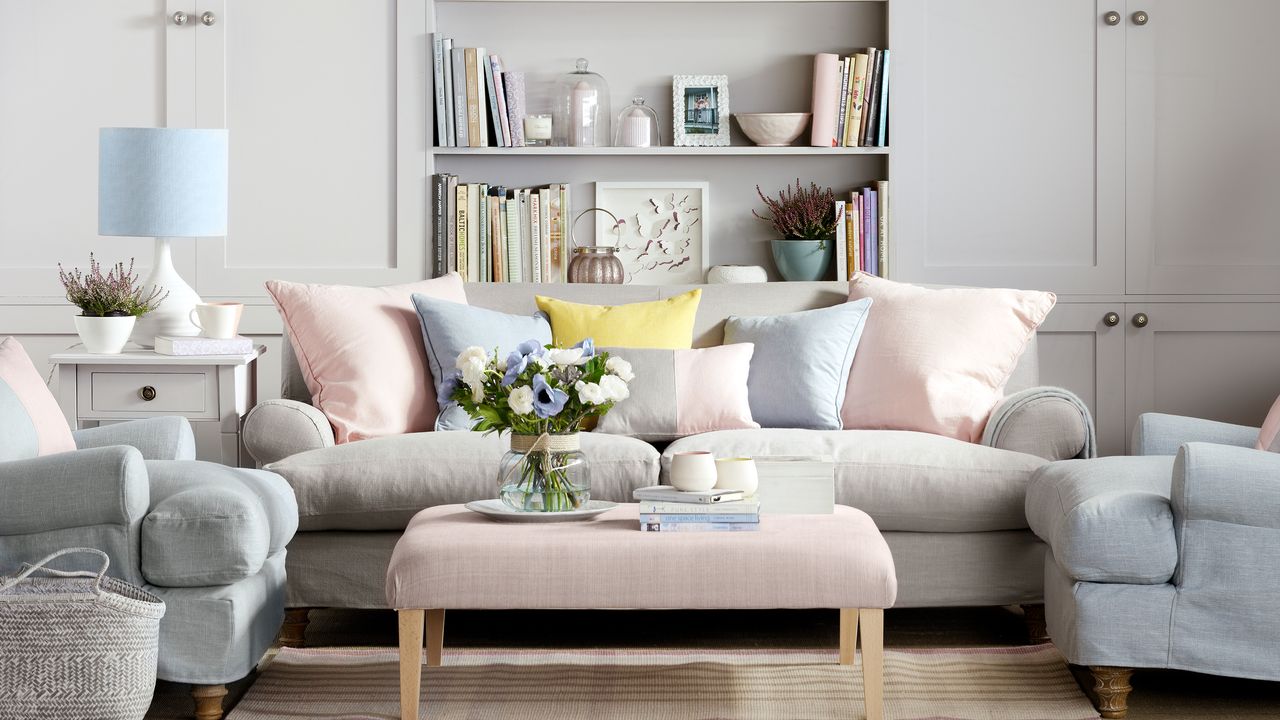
[1103,311,1120,327]
[140,385,158,402]
[1132,313,1149,329]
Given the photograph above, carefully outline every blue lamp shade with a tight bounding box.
[98,128,229,237]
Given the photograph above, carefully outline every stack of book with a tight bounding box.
[431,175,570,282]
[834,180,889,280]
[810,49,890,148]
[432,36,527,148]
[633,487,761,532]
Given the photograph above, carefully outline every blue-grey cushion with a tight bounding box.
[0,377,38,462]
[723,298,873,429]
[411,293,552,430]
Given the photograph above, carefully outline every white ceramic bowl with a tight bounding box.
[669,451,718,492]
[733,113,812,147]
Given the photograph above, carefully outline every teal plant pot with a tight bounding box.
[771,238,834,281]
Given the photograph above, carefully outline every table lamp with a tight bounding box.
[99,127,228,348]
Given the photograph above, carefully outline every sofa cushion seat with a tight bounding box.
[662,429,1046,532]
[267,431,661,531]
[1026,456,1177,585]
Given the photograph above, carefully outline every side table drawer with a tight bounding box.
[89,371,211,415]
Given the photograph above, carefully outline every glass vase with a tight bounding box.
[555,58,610,147]
[498,433,591,512]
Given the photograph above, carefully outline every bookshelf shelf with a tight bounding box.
[433,146,890,157]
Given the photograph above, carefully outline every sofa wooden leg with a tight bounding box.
[192,684,228,720]
[1088,666,1134,719]
[278,607,312,648]
[1021,603,1050,644]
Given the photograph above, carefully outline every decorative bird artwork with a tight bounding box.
[597,184,707,285]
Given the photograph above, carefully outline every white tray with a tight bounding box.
[464,499,618,523]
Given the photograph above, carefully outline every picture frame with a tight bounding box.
[593,181,711,285]
[672,75,730,147]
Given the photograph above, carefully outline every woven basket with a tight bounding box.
[0,548,166,720]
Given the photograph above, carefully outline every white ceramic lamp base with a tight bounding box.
[130,238,202,348]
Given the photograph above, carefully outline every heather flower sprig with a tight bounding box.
[58,254,167,317]
[753,180,838,242]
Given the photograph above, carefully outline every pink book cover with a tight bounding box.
[489,55,513,147]
[810,53,841,147]
[504,72,527,147]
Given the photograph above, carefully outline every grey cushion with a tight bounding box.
[267,431,660,531]
[0,375,39,462]
[1026,456,1177,584]
[243,398,336,466]
[72,416,197,461]
[662,428,1046,532]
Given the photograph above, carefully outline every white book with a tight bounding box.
[631,486,745,504]
[538,188,551,282]
[450,46,468,147]
[834,200,847,281]
[154,335,254,356]
[639,498,761,515]
[530,192,543,282]
[505,192,521,282]
[431,35,449,148]
[465,183,481,281]
[474,46,488,147]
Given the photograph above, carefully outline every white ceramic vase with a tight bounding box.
[714,457,759,496]
[669,451,718,492]
[74,315,136,354]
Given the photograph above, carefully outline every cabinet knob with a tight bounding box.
[1131,312,1149,329]
[1103,311,1120,327]
[1132,10,1149,25]
[200,11,217,26]
[171,10,188,25]
[1103,10,1121,25]
[140,385,157,402]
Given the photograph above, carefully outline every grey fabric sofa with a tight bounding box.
[1026,412,1279,719]
[244,281,1092,641]
[0,413,298,720]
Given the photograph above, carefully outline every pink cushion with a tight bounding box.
[0,337,76,457]
[1258,395,1280,452]
[841,273,1056,442]
[266,273,467,444]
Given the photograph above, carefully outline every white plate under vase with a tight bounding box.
[464,499,617,523]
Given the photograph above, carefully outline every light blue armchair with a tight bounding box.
[1025,412,1280,719]
[1,411,298,719]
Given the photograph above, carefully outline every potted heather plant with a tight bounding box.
[754,180,838,281]
[59,255,166,354]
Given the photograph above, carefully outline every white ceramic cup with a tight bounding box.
[669,451,718,492]
[188,302,244,339]
[714,457,759,496]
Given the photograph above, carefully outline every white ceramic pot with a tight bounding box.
[707,265,768,284]
[732,113,812,147]
[669,451,718,492]
[714,457,759,496]
[74,315,136,354]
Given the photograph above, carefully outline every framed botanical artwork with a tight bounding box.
[672,75,730,147]
[593,181,710,285]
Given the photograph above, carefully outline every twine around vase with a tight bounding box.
[510,433,581,453]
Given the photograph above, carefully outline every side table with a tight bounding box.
[50,345,264,467]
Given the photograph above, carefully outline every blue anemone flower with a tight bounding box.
[531,373,568,418]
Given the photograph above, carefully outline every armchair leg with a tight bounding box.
[1020,603,1050,644]
[278,607,312,648]
[192,684,228,720]
[1088,666,1134,719]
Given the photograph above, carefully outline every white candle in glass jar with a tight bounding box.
[570,80,598,146]
[523,114,552,142]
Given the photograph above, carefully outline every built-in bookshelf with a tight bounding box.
[426,0,889,277]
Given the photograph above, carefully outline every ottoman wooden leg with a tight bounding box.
[278,607,312,648]
[1021,603,1050,644]
[191,684,227,720]
[398,609,425,720]
[426,609,446,667]
[1088,666,1134,719]
[861,608,884,720]
[840,608,860,665]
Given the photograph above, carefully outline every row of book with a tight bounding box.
[634,487,761,532]
[811,49,890,148]
[430,174,570,282]
[431,37,527,148]
[835,180,889,280]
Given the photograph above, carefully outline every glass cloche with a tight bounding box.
[555,58,610,147]
[614,97,661,148]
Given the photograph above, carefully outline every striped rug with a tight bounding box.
[228,645,1099,720]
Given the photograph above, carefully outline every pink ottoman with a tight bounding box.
[387,504,897,720]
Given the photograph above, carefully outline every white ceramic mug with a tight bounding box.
[714,457,759,496]
[669,451,718,492]
[189,302,244,339]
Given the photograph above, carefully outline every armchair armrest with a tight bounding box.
[243,399,335,467]
[1171,442,1280,592]
[982,387,1094,460]
[1132,413,1259,456]
[73,416,196,461]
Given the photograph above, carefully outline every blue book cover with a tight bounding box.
[861,188,873,276]
[481,52,504,146]
[877,50,890,147]
[868,189,879,276]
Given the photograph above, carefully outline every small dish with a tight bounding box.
[464,499,618,523]
[732,113,812,147]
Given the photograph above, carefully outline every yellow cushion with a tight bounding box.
[535,289,702,349]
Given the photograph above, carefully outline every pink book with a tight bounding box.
[810,53,841,147]
[504,71,527,147]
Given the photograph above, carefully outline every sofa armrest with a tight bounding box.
[243,399,335,466]
[73,416,196,461]
[1171,442,1280,591]
[1132,413,1259,456]
[982,387,1093,461]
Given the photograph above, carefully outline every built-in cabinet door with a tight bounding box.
[1126,1,1280,294]
[889,0,1125,294]
[1125,303,1280,449]
[191,0,428,297]
[1036,303,1127,456]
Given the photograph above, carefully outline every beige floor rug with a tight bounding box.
[227,645,1099,720]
